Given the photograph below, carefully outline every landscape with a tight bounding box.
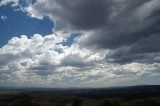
[1,0,160,106]
[0,85,160,106]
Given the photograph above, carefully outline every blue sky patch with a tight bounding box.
[61,33,82,46]
[0,4,53,47]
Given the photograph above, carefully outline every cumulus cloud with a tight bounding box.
[0,33,104,86]
[0,33,159,87]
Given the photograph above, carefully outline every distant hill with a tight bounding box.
[0,85,160,97]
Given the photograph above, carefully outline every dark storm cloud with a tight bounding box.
[80,0,160,49]
[29,0,113,30]
[56,0,112,30]
[29,0,160,64]
[52,0,153,31]
[106,34,160,64]
[77,0,160,64]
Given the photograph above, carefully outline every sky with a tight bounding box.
[0,0,160,88]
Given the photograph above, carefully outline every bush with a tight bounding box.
[72,98,83,106]
[8,94,32,106]
[141,99,160,106]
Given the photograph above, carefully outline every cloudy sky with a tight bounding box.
[0,0,160,88]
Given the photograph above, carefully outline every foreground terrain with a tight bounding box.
[0,85,160,106]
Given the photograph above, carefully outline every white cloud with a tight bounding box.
[0,0,18,6]
[1,15,7,20]
[0,33,159,87]
[0,0,34,7]
[25,0,59,20]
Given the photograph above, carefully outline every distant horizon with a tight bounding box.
[1,84,160,89]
